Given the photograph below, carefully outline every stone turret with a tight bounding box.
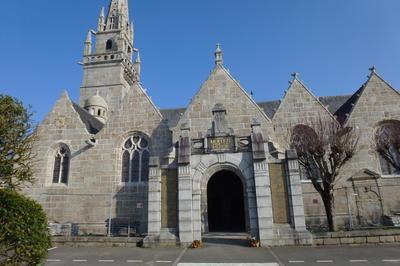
[84,91,109,123]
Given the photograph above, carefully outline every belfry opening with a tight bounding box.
[207,170,246,232]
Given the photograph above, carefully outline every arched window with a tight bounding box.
[121,135,150,183]
[106,40,113,50]
[375,120,400,175]
[52,144,70,184]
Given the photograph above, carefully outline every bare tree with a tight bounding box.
[375,120,400,173]
[289,117,359,231]
[0,94,37,190]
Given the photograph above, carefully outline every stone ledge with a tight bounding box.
[52,236,143,247]
[313,229,400,246]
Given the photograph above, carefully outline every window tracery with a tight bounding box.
[121,135,150,183]
[52,144,70,184]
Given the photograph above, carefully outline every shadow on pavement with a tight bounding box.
[202,232,251,247]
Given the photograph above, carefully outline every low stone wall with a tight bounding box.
[52,236,143,247]
[313,229,400,246]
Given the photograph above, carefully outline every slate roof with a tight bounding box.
[319,95,352,115]
[160,108,186,128]
[72,102,105,134]
[159,95,352,128]
[333,87,364,125]
[257,100,281,119]
[70,94,352,131]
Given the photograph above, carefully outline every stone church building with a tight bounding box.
[25,0,400,246]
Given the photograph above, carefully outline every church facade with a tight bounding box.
[25,0,400,246]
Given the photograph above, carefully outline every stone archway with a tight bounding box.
[207,170,246,232]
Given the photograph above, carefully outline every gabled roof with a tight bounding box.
[159,95,351,128]
[72,102,104,134]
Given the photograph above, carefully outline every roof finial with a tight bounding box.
[369,65,376,74]
[291,72,300,80]
[215,43,223,66]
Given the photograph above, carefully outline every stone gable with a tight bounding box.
[337,72,400,182]
[272,78,336,149]
[173,65,276,143]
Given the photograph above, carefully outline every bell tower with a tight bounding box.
[80,0,141,114]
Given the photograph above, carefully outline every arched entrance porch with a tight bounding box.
[204,169,247,233]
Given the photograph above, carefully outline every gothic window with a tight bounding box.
[106,40,113,50]
[52,144,70,184]
[375,120,400,175]
[121,135,150,183]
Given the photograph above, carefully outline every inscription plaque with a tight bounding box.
[207,136,235,153]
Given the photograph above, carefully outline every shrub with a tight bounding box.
[0,189,51,265]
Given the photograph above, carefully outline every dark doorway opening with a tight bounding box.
[207,170,246,232]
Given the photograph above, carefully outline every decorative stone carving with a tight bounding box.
[207,103,234,137]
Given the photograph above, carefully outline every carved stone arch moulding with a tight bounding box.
[192,153,254,193]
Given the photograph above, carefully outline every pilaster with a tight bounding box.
[177,122,194,246]
[147,157,162,236]
[251,119,274,245]
[285,149,307,231]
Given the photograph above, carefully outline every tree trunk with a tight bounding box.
[321,193,335,231]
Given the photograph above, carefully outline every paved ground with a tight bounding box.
[46,238,400,266]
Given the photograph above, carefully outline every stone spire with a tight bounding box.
[130,22,135,44]
[105,0,130,31]
[84,30,92,56]
[134,50,141,81]
[215,43,223,66]
[98,7,105,32]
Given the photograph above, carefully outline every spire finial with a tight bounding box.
[369,65,376,73]
[215,43,223,65]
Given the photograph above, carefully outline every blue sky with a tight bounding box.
[1,0,400,123]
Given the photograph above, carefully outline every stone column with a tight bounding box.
[177,122,194,246]
[147,157,162,236]
[251,119,274,245]
[285,150,307,231]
